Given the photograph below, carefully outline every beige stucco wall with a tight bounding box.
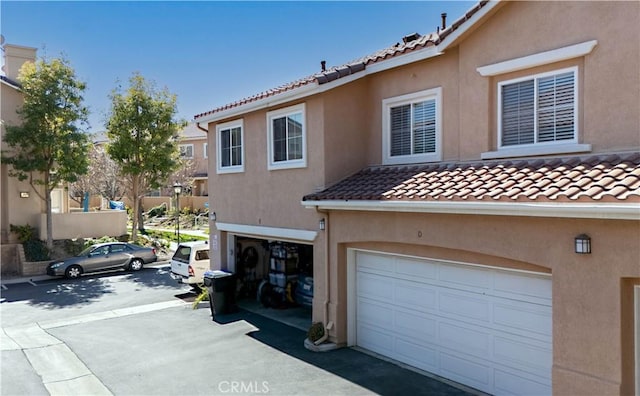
[457,1,640,158]
[1,53,43,243]
[322,211,640,395]
[39,211,127,240]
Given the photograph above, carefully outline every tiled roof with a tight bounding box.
[302,152,640,203]
[194,1,489,120]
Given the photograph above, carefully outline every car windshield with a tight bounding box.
[77,245,98,257]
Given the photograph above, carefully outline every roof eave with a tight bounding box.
[194,46,444,124]
[301,200,640,220]
[436,0,504,52]
[1,78,21,90]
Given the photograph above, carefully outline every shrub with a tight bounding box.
[307,322,325,342]
[24,239,49,261]
[147,203,167,218]
[83,236,118,249]
[64,239,85,256]
[9,224,37,243]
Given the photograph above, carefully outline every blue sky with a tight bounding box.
[1,1,475,133]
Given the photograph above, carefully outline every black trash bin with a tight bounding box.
[203,270,236,317]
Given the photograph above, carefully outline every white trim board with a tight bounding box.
[215,222,317,243]
[477,40,598,77]
[302,200,640,220]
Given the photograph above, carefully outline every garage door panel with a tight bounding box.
[357,272,393,302]
[395,337,439,371]
[357,298,394,327]
[494,368,552,396]
[439,264,492,290]
[440,321,491,359]
[355,252,552,395]
[395,279,437,313]
[396,257,438,281]
[395,309,437,340]
[440,352,493,390]
[356,252,394,274]
[493,272,552,302]
[493,302,552,338]
[358,323,394,356]
[494,336,552,378]
[439,291,491,323]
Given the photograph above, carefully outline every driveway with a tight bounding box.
[1,269,479,395]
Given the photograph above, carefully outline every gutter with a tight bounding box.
[301,200,640,221]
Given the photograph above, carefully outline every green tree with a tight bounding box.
[106,73,184,242]
[1,57,90,249]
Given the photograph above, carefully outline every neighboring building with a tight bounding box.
[0,43,126,251]
[177,123,208,197]
[195,1,639,395]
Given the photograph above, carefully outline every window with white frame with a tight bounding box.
[267,104,306,170]
[216,120,244,174]
[204,143,208,159]
[499,67,577,148]
[179,144,194,159]
[382,88,442,165]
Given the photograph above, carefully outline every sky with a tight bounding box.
[1,1,476,134]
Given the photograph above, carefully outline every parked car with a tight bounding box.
[47,242,158,279]
[170,241,210,289]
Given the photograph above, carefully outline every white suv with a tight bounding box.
[170,241,210,288]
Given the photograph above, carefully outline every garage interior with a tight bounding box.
[233,236,313,331]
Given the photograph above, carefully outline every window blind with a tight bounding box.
[501,70,575,147]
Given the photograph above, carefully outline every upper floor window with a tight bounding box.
[499,67,577,148]
[216,120,244,174]
[267,104,306,170]
[382,88,442,165]
[179,144,194,159]
[204,143,208,159]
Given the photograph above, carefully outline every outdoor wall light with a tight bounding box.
[19,191,29,198]
[575,234,591,254]
[210,212,217,221]
[319,218,325,231]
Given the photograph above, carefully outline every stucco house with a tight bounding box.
[194,1,640,395]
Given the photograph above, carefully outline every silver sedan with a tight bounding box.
[46,242,158,279]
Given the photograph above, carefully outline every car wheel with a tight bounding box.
[129,258,144,271]
[65,265,83,279]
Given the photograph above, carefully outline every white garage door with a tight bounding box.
[354,251,552,395]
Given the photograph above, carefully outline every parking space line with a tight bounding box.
[39,299,188,330]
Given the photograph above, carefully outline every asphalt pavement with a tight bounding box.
[1,266,481,396]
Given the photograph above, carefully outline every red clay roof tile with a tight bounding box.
[194,3,490,120]
[303,152,640,204]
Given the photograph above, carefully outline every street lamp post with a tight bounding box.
[173,182,183,244]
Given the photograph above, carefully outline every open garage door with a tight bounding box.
[352,250,552,395]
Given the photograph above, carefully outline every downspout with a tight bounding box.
[315,207,333,345]
[196,122,208,133]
